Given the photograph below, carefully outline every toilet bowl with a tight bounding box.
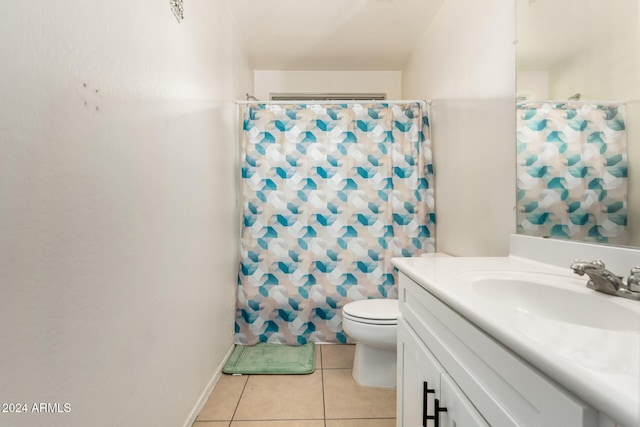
[341,298,399,388]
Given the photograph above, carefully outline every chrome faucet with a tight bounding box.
[570,260,640,300]
[570,259,623,295]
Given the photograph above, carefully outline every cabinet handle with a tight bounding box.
[426,398,448,427]
[422,381,435,427]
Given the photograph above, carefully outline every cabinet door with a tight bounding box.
[398,318,445,427]
[439,373,489,427]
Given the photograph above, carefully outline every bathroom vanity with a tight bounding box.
[393,236,640,427]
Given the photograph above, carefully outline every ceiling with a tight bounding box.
[226,0,638,72]
[225,0,446,70]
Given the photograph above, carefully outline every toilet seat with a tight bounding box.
[342,299,399,325]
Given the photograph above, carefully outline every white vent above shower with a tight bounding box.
[269,93,387,101]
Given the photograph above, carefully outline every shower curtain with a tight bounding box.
[516,102,628,244]
[235,102,434,345]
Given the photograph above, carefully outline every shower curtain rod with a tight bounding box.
[235,99,431,106]
[518,100,627,106]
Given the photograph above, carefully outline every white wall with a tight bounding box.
[0,1,251,427]
[517,70,549,101]
[548,11,639,102]
[402,0,517,256]
[254,70,402,100]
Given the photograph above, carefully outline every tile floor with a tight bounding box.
[193,344,396,427]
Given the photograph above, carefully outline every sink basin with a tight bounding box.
[466,272,639,331]
[455,270,640,375]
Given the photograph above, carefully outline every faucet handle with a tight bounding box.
[627,266,640,292]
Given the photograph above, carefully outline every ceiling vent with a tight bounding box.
[269,93,387,101]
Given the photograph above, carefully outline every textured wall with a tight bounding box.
[402,0,517,256]
[0,1,250,426]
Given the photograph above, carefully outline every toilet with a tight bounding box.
[341,298,400,388]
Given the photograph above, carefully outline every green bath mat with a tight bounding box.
[223,343,316,375]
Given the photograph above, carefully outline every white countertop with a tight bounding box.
[392,254,640,427]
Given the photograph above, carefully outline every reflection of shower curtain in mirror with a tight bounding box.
[516,102,628,244]
[236,102,434,345]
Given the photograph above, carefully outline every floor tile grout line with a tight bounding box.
[230,417,326,421]
[226,418,324,423]
[319,345,327,426]
[196,421,396,426]
[325,417,397,420]
[228,373,250,424]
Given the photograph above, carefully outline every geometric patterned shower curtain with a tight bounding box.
[516,102,628,244]
[235,102,435,345]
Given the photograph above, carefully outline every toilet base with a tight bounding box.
[351,343,397,388]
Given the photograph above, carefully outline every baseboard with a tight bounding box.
[182,343,235,427]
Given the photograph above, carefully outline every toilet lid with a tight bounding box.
[342,299,399,322]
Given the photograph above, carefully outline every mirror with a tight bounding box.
[516,0,640,248]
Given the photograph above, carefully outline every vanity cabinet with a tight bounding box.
[398,318,488,426]
[396,272,598,427]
